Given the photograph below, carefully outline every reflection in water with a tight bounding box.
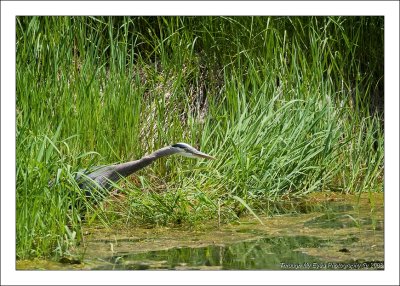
[16,192,384,270]
[92,236,327,270]
[91,235,383,270]
[86,193,383,270]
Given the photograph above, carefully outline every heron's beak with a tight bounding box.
[194,150,216,160]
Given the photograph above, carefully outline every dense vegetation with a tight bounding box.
[16,16,384,259]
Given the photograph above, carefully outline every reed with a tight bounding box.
[16,16,384,259]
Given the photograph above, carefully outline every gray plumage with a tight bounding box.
[76,143,215,199]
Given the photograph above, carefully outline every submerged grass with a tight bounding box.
[16,16,383,259]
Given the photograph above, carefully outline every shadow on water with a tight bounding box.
[16,192,384,270]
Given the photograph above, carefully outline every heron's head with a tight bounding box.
[171,143,216,160]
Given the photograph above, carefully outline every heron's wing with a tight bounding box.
[76,165,122,191]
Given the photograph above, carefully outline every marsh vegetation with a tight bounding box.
[16,16,383,262]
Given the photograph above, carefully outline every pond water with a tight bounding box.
[17,192,384,270]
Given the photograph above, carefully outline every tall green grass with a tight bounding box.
[16,16,383,259]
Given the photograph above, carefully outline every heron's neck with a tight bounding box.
[114,146,179,177]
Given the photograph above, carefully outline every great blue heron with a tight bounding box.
[75,143,215,201]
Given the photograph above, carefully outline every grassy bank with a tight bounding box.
[16,16,384,259]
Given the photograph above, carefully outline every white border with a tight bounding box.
[2,1,399,285]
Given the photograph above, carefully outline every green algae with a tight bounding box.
[17,192,384,270]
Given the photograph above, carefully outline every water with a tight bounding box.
[91,236,330,270]
[16,192,384,270]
